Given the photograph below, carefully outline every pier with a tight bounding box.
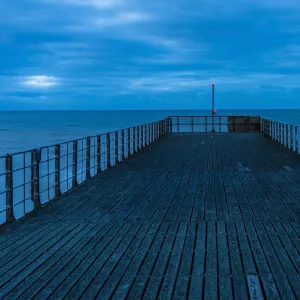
[0,116,300,299]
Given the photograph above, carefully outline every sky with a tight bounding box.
[1,0,300,110]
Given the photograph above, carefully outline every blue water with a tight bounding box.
[0,109,300,155]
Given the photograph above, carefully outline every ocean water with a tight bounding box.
[0,109,300,155]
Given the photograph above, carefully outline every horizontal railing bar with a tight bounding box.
[171,123,259,125]
[168,115,261,117]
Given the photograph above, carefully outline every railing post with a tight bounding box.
[281,123,284,145]
[115,131,118,164]
[97,135,101,174]
[177,117,179,132]
[137,126,140,151]
[55,145,61,197]
[296,126,300,154]
[86,137,91,179]
[107,133,111,168]
[285,124,288,147]
[134,127,137,153]
[290,125,293,150]
[31,148,41,208]
[191,117,194,133]
[127,128,131,157]
[144,123,146,145]
[159,121,161,137]
[159,121,162,137]
[147,123,149,146]
[72,141,78,187]
[5,154,15,222]
[270,121,273,139]
[164,119,167,134]
[141,125,144,150]
[166,118,169,133]
[145,123,147,146]
[132,127,135,153]
[121,129,125,160]
[169,117,173,133]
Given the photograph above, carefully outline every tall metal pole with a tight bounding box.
[212,82,215,132]
[212,82,215,114]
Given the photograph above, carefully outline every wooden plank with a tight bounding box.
[142,224,178,299]
[246,275,264,300]
[6,221,123,298]
[30,222,134,299]
[126,223,170,299]
[157,224,187,299]
[1,132,300,298]
[188,222,206,299]
[172,223,195,299]
[83,223,152,299]
[227,222,248,299]
[111,223,160,299]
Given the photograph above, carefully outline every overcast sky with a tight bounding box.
[1,0,300,110]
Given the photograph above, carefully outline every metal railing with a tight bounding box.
[3,115,296,226]
[261,118,300,154]
[169,116,261,132]
[0,118,169,225]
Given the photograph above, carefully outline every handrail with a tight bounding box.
[169,116,261,133]
[261,118,300,154]
[2,114,296,226]
[0,118,170,225]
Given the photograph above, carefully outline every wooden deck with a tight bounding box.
[0,133,300,299]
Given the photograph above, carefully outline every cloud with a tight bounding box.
[2,0,300,110]
[263,44,300,68]
[124,71,300,93]
[93,11,152,28]
[21,76,59,88]
[58,0,122,9]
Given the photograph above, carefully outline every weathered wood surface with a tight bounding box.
[0,133,300,299]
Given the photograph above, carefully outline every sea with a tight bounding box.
[0,109,300,155]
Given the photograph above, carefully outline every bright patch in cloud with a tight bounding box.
[22,76,59,88]
[94,11,152,27]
